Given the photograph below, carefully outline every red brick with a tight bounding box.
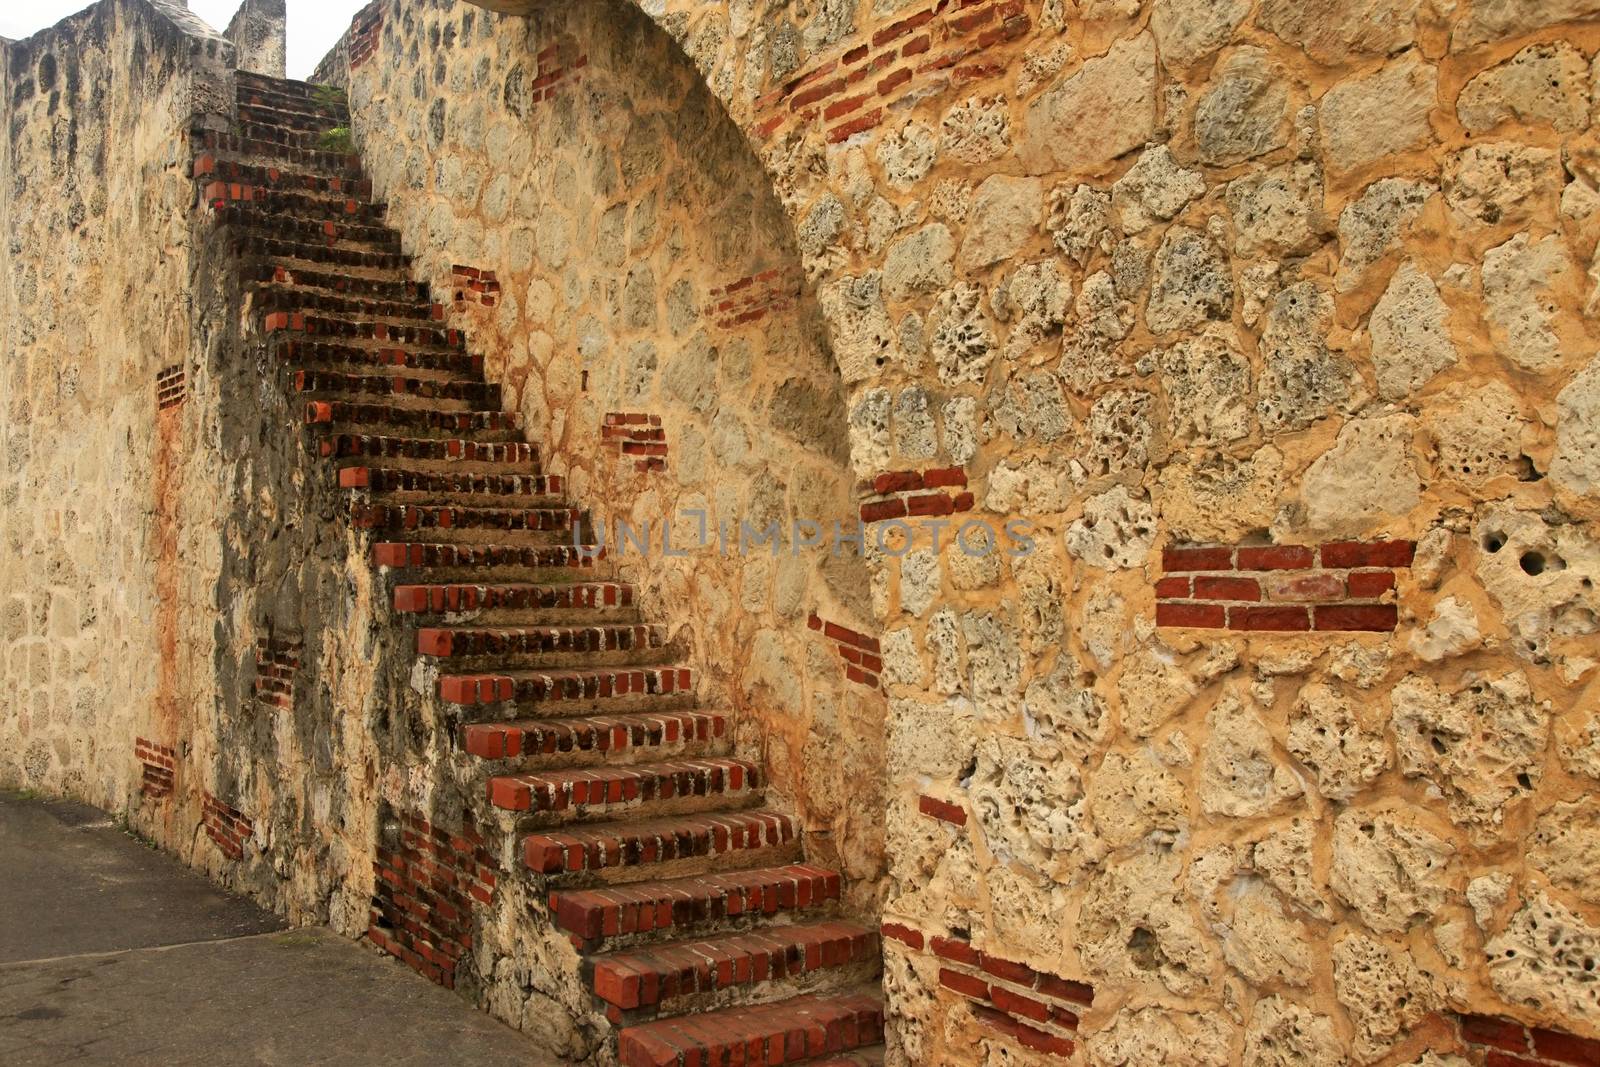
[878,67,913,96]
[989,986,1052,1023]
[1162,546,1233,572]
[1036,975,1095,1006]
[860,498,908,523]
[1461,1015,1531,1052]
[939,967,990,1000]
[922,466,967,488]
[822,93,870,120]
[827,107,883,143]
[980,954,1036,986]
[1229,606,1311,632]
[907,492,955,516]
[1194,576,1261,602]
[1320,540,1417,568]
[1155,577,1191,598]
[1237,545,1314,570]
[881,922,924,950]
[932,936,981,966]
[1530,1027,1600,1065]
[918,794,967,826]
[1264,573,1345,602]
[1486,1054,1547,1067]
[1346,570,1396,598]
[1156,602,1226,628]
[873,470,923,494]
[1313,604,1398,632]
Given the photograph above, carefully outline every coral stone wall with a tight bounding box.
[339,0,887,894]
[432,0,1600,1062]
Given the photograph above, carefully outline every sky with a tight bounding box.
[0,0,372,79]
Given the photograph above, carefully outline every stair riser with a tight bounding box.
[391,583,631,617]
[491,761,761,818]
[598,954,882,1026]
[616,994,885,1067]
[524,813,798,882]
[440,667,692,709]
[274,341,482,382]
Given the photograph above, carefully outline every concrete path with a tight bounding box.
[0,791,541,1065]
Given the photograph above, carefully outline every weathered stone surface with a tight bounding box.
[1445,143,1560,228]
[1195,49,1291,167]
[883,224,955,301]
[1553,354,1600,500]
[1243,996,1346,1067]
[1222,880,1314,986]
[1300,414,1422,537]
[1200,690,1303,819]
[1256,282,1359,431]
[1458,43,1591,134]
[1048,183,1111,265]
[1428,381,1527,488]
[1451,0,1600,52]
[1146,226,1235,334]
[1112,145,1204,235]
[1086,1004,1233,1066]
[1472,505,1600,666]
[1486,891,1600,1026]
[1529,798,1600,904]
[1076,846,1219,995]
[957,175,1042,273]
[1227,161,1326,258]
[1160,326,1253,445]
[1337,178,1433,292]
[1409,596,1482,663]
[1021,33,1158,175]
[1254,819,1331,919]
[1331,807,1454,934]
[1157,449,1284,543]
[1369,263,1457,399]
[1086,748,1187,849]
[1320,54,1438,174]
[1066,486,1157,570]
[970,735,1100,880]
[1258,0,1420,64]
[941,94,1012,165]
[1332,934,1438,1064]
[1149,0,1250,69]
[1288,682,1389,802]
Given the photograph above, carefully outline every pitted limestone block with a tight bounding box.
[884,224,955,302]
[1112,145,1204,236]
[941,395,979,464]
[1085,1004,1232,1066]
[1063,271,1136,395]
[1076,845,1219,996]
[1226,160,1326,258]
[875,121,938,191]
[888,695,977,779]
[930,283,996,386]
[1529,798,1600,904]
[1483,232,1576,374]
[1330,806,1454,934]
[1300,414,1422,537]
[1147,226,1236,335]
[1487,890,1600,1025]
[941,94,1013,166]
[1320,52,1438,175]
[1025,653,1107,754]
[1087,748,1188,849]
[899,549,940,617]
[1066,485,1157,570]
[1390,670,1547,845]
[1472,505,1600,663]
[1288,682,1390,802]
[1559,708,1600,781]
[880,627,923,687]
[1370,263,1458,399]
[798,193,845,259]
[1112,234,1156,298]
[1194,48,1291,167]
[894,387,937,458]
[1160,325,1253,446]
[821,274,894,385]
[1021,33,1157,176]
[1337,178,1433,292]
[993,258,1071,359]
[1409,596,1483,663]
[1458,42,1591,135]
[1157,448,1285,543]
[1188,842,1248,923]
[1117,641,1239,738]
[970,735,1101,882]
[1328,643,1394,689]
[1446,143,1561,229]
[1553,353,1600,501]
[881,948,937,1064]
[949,538,1003,591]
[1084,390,1156,479]
[1256,282,1360,432]
[1048,183,1112,266]
[1333,933,1438,1064]
[1254,818,1332,919]
[1221,878,1315,987]
[985,371,1071,445]
[985,456,1075,514]
[1017,40,1075,99]
[1244,996,1345,1067]
[1150,0,1250,69]
[1201,689,1303,819]
[1014,546,1066,653]
[1082,586,1131,670]
[958,175,1043,273]
[1257,0,1420,64]
[961,609,1023,722]
[1427,380,1528,488]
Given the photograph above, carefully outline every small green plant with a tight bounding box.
[311,83,345,112]
[319,125,355,154]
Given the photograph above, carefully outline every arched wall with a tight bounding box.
[358,0,1600,1063]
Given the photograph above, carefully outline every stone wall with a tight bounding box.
[428,0,1596,1061]
[225,0,287,79]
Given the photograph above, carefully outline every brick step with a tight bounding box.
[250,263,428,305]
[523,809,799,876]
[264,311,460,350]
[234,231,408,272]
[296,371,500,409]
[236,70,338,103]
[489,757,760,816]
[341,466,562,504]
[275,339,483,381]
[590,920,878,1015]
[306,401,520,441]
[260,289,440,329]
[351,503,579,547]
[320,434,539,472]
[237,87,349,119]
[439,665,692,709]
[194,154,371,199]
[616,989,884,1067]
[372,541,598,575]
[231,120,353,156]
[549,864,841,951]
[237,101,345,133]
[193,129,363,177]
[203,182,383,223]
[419,622,662,660]
[212,205,401,251]
[463,710,727,765]
[393,580,633,618]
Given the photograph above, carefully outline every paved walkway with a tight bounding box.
[0,791,539,1065]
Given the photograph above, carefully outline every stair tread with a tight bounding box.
[342,466,562,500]
[393,580,630,615]
[464,709,727,761]
[321,434,538,466]
[488,757,761,813]
[616,990,884,1067]
[439,665,691,707]
[373,541,596,573]
[523,809,799,874]
[420,622,661,657]
[275,339,482,378]
[549,864,841,944]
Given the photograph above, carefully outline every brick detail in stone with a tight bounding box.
[347,4,383,70]
[368,812,499,990]
[918,793,967,826]
[202,791,253,860]
[520,40,589,107]
[752,0,1030,141]
[136,737,176,798]
[860,466,973,523]
[1156,540,1416,632]
[1454,1012,1600,1067]
[882,925,1087,1058]
[603,413,667,473]
[709,268,800,329]
[451,264,501,309]
[254,634,301,709]
[808,613,881,688]
[156,365,186,410]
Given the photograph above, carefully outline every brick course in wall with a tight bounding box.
[347,4,383,70]
[201,791,253,860]
[1156,540,1416,633]
[156,365,186,411]
[860,466,973,523]
[882,925,1087,1058]
[808,613,882,688]
[253,634,301,709]
[1455,1012,1600,1067]
[709,268,800,329]
[602,413,667,473]
[136,737,176,798]
[451,264,501,308]
[369,812,499,989]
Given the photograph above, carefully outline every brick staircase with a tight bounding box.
[197,70,885,1066]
